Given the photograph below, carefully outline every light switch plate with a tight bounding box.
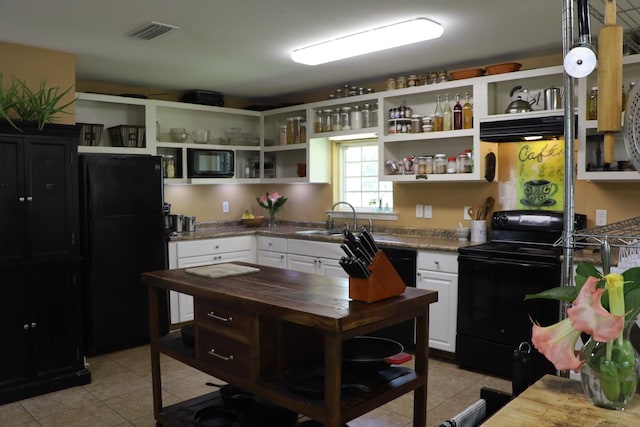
[415,204,424,218]
[222,201,229,213]
[423,205,433,219]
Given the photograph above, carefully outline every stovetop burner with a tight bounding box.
[458,210,586,264]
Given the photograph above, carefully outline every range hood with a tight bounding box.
[480,114,569,142]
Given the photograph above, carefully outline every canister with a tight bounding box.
[447,157,458,174]
[434,154,447,174]
[322,109,333,132]
[184,216,196,232]
[411,115,422,133]
[163,155,176,178]
[169,214,183,233]
[286,116,302,144]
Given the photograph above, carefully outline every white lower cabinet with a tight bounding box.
[286,239,348,278]
[167,236,256,324]
[416,250,458,353]
[257,236,287,268]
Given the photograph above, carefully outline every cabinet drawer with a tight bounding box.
[417,250,458,273]
[195,299,253,343]
[197,328,251,373]
[257,236,286,252]
[287,238,343,259]
[177,236,252,258]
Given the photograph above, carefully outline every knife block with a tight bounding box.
[349,251,406,303]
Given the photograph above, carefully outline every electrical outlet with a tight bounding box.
[464,206,471,220]
[222,201,229,213]
[595,209,607,226]
[415,204,423,218]
[423,205,433,219]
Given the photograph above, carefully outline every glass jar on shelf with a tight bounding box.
[313,109,323,133]
[163,155,176,178]
[434,154,447,174]
[362,104,371,128]
[457,153,472,173]
[350,105,362,129]
[341,106,352,130]
[447,157,457,174]
[371,103,379,127]
[411,115,422,133]
[331,108,342,131]
[322,109,333,132]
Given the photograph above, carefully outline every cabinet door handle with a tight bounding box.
[208,348,234,361]
[19,197,25,202]
[207,311,233,323]
[434,260,440,265]
[31,322,37,328]
[23,324,30,330]
[27,196,33,202]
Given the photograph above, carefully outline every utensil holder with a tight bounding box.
[349,251,406,303]
[470,220,487,243]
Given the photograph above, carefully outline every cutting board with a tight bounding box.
[186,263,260,279]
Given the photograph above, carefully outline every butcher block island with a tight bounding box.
[142,262,437,427]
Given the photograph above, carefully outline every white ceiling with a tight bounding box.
[0,1,631,100]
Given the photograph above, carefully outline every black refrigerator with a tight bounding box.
[79,154,169,355]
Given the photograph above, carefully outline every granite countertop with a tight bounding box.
[168,222,601,263]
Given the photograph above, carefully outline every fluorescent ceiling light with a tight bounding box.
[291,18,443,66]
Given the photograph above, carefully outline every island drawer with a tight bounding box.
[196,328,251,372]
[195,299,253,342]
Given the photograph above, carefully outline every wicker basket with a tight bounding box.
[108,125,145,147]
[78,123,104,146]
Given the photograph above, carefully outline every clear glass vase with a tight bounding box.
[580,320,640,410]
[268,212,277,228]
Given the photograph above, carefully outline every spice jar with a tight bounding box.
[458,153,473,173]
[396,76,407,89]
[434,154,447,174]
[408,74,419,87]
[447,157,457,174]
[163,155,176,178]
[411,115,423,133]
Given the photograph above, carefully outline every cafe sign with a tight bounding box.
[516,140,564,210]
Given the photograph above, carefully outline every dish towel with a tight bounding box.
[439,398,486,427]
[185,263,260,279]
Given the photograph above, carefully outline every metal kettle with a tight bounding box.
[505,85,538,114]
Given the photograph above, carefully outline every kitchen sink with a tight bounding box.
[295,229,344,237]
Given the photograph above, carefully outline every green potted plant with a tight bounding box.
[0,73,75,131]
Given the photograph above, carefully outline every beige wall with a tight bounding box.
[0,41,76,124]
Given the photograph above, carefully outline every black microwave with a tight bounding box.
[187,149,234,178]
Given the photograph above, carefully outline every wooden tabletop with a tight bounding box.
[483,375,640,426]
[142,262,438,334]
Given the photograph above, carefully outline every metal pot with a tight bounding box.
[544,87,563,110]
[505,85,538,114]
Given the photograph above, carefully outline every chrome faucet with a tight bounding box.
[331,201,357,231]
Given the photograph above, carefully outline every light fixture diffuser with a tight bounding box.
[291,18,443,66]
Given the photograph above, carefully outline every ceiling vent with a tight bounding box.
[127,21,180,40]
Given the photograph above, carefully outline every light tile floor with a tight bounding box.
[0,345,511,427]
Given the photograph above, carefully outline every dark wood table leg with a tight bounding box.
[324,333,342,427]
[148,286,163,420]
[413,311,429,427]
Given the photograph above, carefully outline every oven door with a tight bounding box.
[456,253,559,380]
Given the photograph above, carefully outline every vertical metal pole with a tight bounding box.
[560,0,577,379]
[562,0,576,293]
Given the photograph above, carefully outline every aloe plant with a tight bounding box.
[0,74,19,131]
[11,77,76,130]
